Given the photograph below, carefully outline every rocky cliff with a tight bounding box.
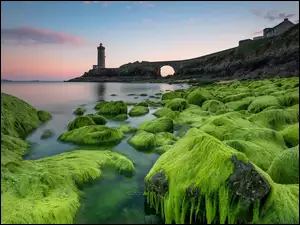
[174,23,299,81]
[67,24,299,83]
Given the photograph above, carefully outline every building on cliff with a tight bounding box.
[239,18,295,46]
[93,43,106,69]
[263,18,294,38]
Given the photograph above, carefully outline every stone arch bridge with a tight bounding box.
[120,47,235,77]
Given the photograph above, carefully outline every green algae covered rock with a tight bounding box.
[129,106,149,117]
[277,91,299,107]
[153,107,173,118]
[267,146,299,184]
[1,150,135,224]
[37,110,52,122]
[165,98,188,111]
[224,140,276,172]
[201,100,226,113]
[40,129,54,139]
[280,123,299,148]
[67,116,96,131]
[97,101,127,116]
[94,100,108,110]
[117,125,137,134]
[114,114,128,121]
[161,90,187,100]
[128,130,155,150]
[187,88,214,107]
[154,145,173,155]
[248,109,299,131]
[138,117,173,133]
[248,95,281,113]
[1,134,29,166]
[128,130,177,150]
[86,114,107,125]
[1,93,46,138]
[144,129,273,224]
[74,107,86,116]
[136,101,149,107]
[222,92,251,103]
[225,97,255,111]
[59,125,124,146]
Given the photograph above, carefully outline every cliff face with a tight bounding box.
[174,24,299,81]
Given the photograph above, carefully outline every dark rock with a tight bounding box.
[227,155,271,203]
[146,170,168,198]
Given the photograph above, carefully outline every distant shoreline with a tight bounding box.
[1,80,63,83]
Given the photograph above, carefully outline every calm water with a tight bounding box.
[1,82,189,224]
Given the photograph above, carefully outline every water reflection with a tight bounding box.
[96,83,106,100]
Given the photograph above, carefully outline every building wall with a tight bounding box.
[264,20,294,38]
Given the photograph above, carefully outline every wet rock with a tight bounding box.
[227,155,271,203]
[146,170,168,198]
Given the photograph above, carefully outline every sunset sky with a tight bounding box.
[1,1,299,81]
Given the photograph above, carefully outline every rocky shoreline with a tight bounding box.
[2,76,299,224]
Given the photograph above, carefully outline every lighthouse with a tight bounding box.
[97,43,105,68]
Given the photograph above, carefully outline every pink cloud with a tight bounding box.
[252,30,263,35]
[1,27,84,45]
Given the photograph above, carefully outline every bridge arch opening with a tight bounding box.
[160,65,175,77]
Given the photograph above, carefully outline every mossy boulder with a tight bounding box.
[74,107,86,116]
[67,116,96,131]
[161,90,187,101]
[222,93,251,103]
[115,114,128,121]
[128,130,177,150]
[37,110,52,122]
[97,101,127,116]
[59,125,124,146]
[1,134,29,166]
[267,146,299,184]
[86,114,107,125]
[136,102,148,107]
[129,106,149,117]
[1,93,44,138]
[117,125,137,134]
[144,129,274,224]
[187,88,214,107]
[248,96,281,113]
[201,100,226,113]
[225,97,254,111]
[1,150,135,224]
[277,92,299,107]
[94,100,108,110]
[248,109,299,131]
[153,107,174,118]
[165,98,188,112]
[154,145,173,155]
[138,117,173,133]
[40,130,54,139]
[280,124,299,148]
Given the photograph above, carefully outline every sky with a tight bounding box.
[1,1,299,81]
